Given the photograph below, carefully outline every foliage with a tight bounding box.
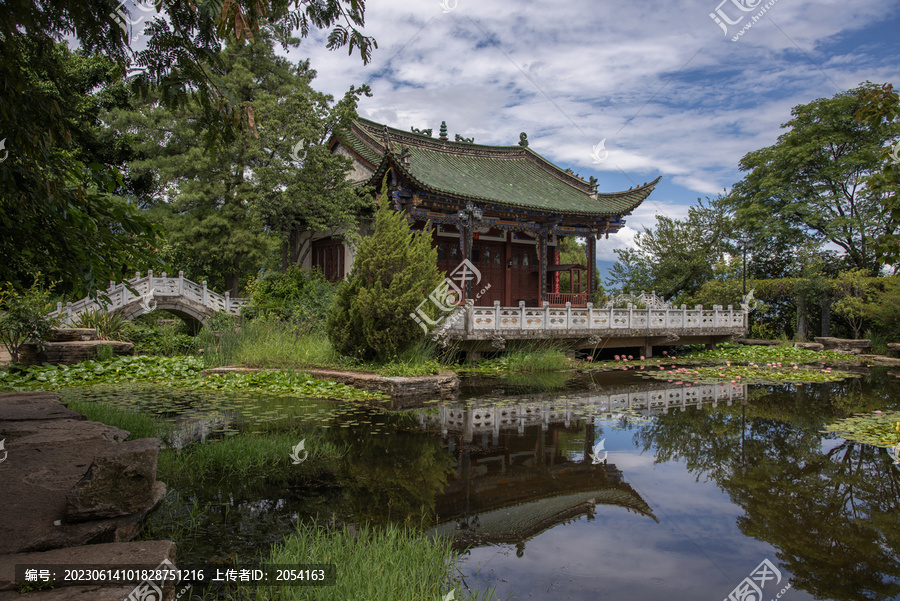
[0,277,62,363]
[640,363,859,385]
[243,266,336,329]
[680,343,851,364]
[157,430,344,486]
[113,35,370,295]
[607,195,733,300]
[831,268,876,339]
[864,275,900,338]
[0,355,381,401]
[0,42,160,295]
[823,411,900,448]
[326,190,444,361]
[255,523,497,601]
[127,320,197,356]
[73,309,129,341]
[200,320,340,369]
[556,236,605,300]
[853,82,900,267]
[727,83,900,275]
[66,398,175,444]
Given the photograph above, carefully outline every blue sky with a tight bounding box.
[283,0,900,272]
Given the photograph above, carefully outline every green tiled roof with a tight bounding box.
[336,118,660,217]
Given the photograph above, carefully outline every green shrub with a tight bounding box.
[0,276,61,363]
[74,309,128,340]
[326,191,443,361]
[243,266,336,332]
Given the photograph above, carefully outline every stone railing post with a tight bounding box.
[628,302,634,329]
[586,302,593,330]
[566,302,571,330]
[465,299,475,335]
[494,300,500,328]
[178,271,184,296]
[519,301,525,330]
[543,301,550,331]
[201,281,208,306]
[225,291,231,313]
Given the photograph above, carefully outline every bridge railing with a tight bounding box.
[452,300,747,334]
[49,270,248,324]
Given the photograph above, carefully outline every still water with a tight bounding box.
[62,369,900,600]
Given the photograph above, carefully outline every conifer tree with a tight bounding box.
[326,191,443,361]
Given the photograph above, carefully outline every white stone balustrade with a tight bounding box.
[49,270,248,325]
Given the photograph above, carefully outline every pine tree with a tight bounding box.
[326,192,443,361]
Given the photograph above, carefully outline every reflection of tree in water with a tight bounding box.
[324,417,456,526]
[636,382,900,601]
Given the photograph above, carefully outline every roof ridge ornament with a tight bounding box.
[399,146,411,166]
[455,134,474,143]
[381,125,391,149]
[439,121,448,141]
[411,127,432,137]
[518,132,528,147]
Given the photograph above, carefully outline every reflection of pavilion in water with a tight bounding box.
[423,382,747,550]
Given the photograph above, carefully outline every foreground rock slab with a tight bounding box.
[0,392,165,555]
[814,337,872,352]
[0,541,176,591]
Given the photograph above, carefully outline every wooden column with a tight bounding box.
[462,220,473,300]
[538,234,548,304]
[586,234,597,295]
[504,231,512,306]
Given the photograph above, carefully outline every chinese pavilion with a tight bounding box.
[320,118,660,307]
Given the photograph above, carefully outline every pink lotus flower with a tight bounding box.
[640,356,646,361]
[615,355,620,361]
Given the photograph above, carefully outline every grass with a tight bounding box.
[66,398,175,444]
[157,430,345,486]
[250,523,500,601]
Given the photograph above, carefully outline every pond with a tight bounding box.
[60,368,900,601]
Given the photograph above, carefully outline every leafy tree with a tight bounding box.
[243,266,336,330]
[556,236,605,303]
[864,275,900,339]
[0,277,62,364]
[0,0,375,294]
[728,83,900,275]
[607,196,733,301]
[854,82,900,268]
[0,42,159,294]
[831,268,875,339]
[326,191,444,361]
[113,35,368,294]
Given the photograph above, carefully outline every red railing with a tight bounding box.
[547,292,588,307]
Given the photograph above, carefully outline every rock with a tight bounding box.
[0,392,164,555]
[202,366,460,398]
[65,439,161,522]
[736,339,779,346]
[814,337,872,351]
[794,342,824,351]
[0,541,176,591]
[46,329,98,343]
[17,341,134,366]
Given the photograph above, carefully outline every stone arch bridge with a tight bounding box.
[49,271,248,329]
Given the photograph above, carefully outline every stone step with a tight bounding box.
[814,337,872,351]
[0,540,176,592]
[17,341,134,366]
[46,329,99,343]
